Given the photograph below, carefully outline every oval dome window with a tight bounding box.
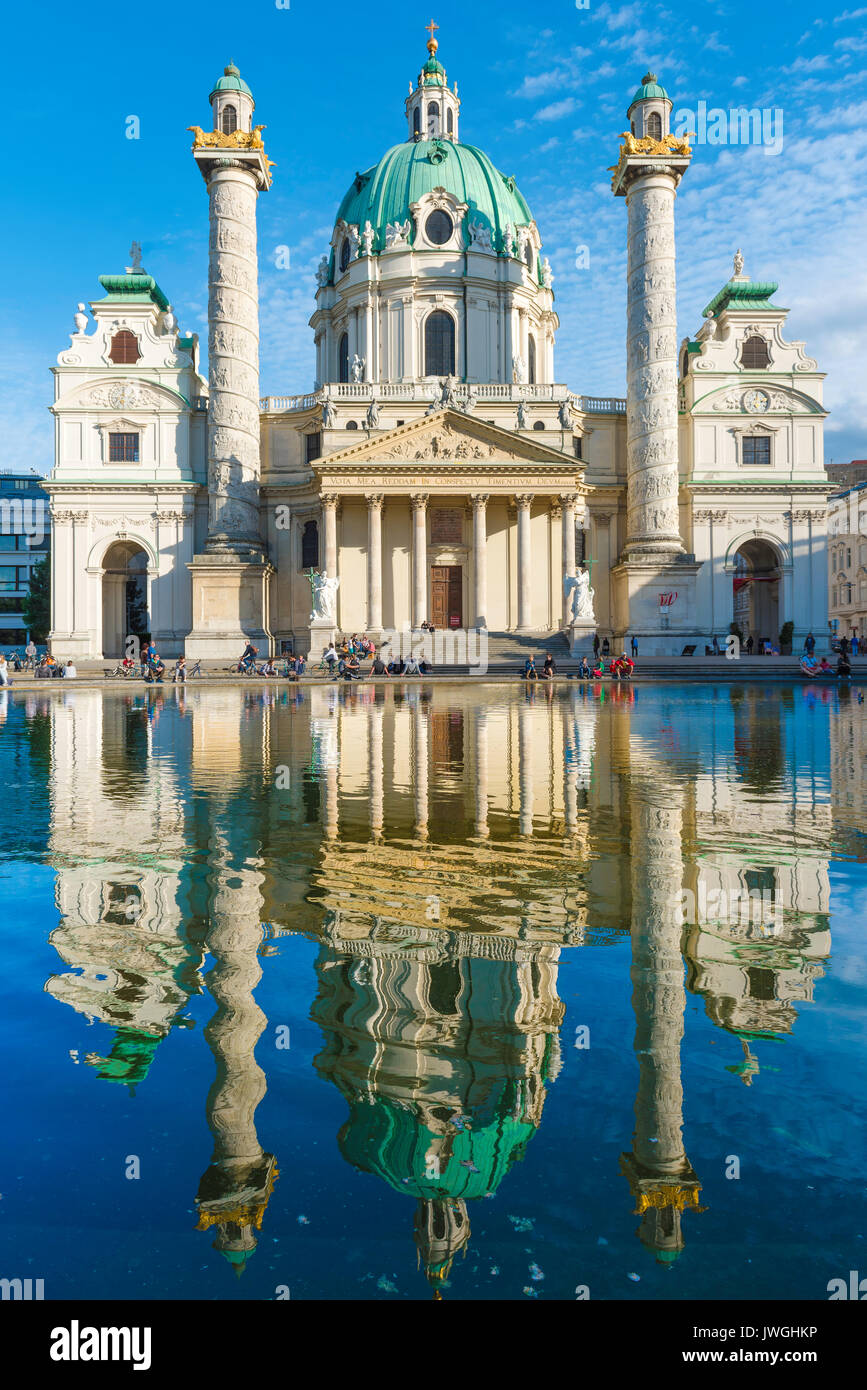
[425,209,453,245]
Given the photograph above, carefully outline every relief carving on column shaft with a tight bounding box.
[209,325,258,360]
[211,289,259,327]
[211,187,257,221]
[630,469,679,502]
[211,223,256,256]
[213,258,256,292]
[631,362,676,396]
[629,501,680,534]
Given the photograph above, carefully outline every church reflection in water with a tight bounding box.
[36,681,833,1293]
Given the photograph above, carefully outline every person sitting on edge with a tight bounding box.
[173,656,186,683]
[819,657,833,672]
[0,654,11,687]
[262,657,277,676]
[579,656,590,679]
[323,643,338,674]
[344,654,361,680]
[295,653,307,677]
[404,654,420,675]
[524,657,538,681]
[371,653,389,676]
[388,655,405,675]
[64,660,78,678]
[543,653,556,680]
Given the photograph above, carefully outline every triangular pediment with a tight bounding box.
[315,409,580,468]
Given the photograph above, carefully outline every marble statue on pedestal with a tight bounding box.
[310,571,340,623]
[564,568,595,622]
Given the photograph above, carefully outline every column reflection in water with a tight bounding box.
[192,695,278,1275]
[620,769,704,1265]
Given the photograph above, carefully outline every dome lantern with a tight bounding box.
[626,70,672,141]
[209,61,255,136]
[406,22,461,142]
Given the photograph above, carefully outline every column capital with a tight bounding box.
[471,493,490,511]
[560,492,581,508]
[410,492,429,511]
[366,493,385,511]
[515,493,534,510]
[549,502,563,520]
[320,493,340,512]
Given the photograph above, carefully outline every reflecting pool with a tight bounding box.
[0,681,865,1301]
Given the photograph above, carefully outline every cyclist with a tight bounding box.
[238,641,258,673]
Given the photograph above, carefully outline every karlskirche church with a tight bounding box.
[46,32,830,660]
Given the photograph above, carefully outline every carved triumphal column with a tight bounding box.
[609,74,701,652]
[185,65,275,658]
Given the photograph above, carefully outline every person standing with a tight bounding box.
[593,632,600,659]
[25,638,37,666]
[804,632,815,656]
[601,637,610,658]
[631,635,638,659]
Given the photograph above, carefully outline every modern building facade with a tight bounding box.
[45,38,831,660]
[0,470,51,647]
[828,480,867,641]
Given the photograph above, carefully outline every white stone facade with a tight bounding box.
[44,52,832,660]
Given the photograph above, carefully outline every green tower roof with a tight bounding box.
[702,279,781,318]
[333,140,533,259]
[629,71,670,106]
[422,55,445,86]
[210,62,253,100]
[94,273,170,313]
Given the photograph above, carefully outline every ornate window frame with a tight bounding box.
[738,324,773,371]
[730,422,778,467]
[97,417,147,464]
[410,187,468,254]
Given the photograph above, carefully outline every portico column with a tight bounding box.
[411,493,428,628]
[472,494,489,628]
[516,493,534,631]
[366,494,384,632]
[322,494,339,579]
[561,493,579,628]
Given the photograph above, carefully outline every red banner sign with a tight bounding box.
[658,592,678,607]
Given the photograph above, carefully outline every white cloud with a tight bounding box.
[534,97,577,122]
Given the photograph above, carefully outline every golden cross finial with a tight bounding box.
[425,18,439,51]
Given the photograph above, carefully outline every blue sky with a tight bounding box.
[3,0,865,468]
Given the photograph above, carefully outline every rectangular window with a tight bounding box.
[0,534,16,551]
[742,436,771,466]
[0,566,17,591]
[573,436,583,460]
[305,432,322,464]
[832,552,837,572]
[109,432,140,462]
[0,595,22,614]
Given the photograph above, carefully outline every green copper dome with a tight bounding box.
[210,62,253,100]
[333,139,534,259]
[629,71,670,106]
[422,56,445,86]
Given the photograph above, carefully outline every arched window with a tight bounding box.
[647,111,663,140]
[427,102,440,137]
[528,336,537,385]
[446,109,453,135]
[680,347,690,377]
[425,310,455,377]
[524,240,534,275]
[413,106,421,138]
[338,332,349,383]
[532,420,545,431]
[301,520,319,570]
[221,104,237,135]
[741,334,771,368]
[345,420,358,430]
[108,329,140,364]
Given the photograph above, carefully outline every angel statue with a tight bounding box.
[564,567,595,622]
[310,570,340,624]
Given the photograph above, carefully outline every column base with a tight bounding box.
[611,553,703,656]
[185,554,274,660]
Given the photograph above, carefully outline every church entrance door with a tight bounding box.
[431,565,462,629]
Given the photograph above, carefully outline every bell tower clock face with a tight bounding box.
[744,389,770,413]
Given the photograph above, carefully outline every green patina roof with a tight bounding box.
[95,273,170,313]
[702,279,781,318]
[210,62,252,100]
[422,55,445,86]
[332,139,534,262]
[629,71,670,106]
[338,1092,538,1201]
